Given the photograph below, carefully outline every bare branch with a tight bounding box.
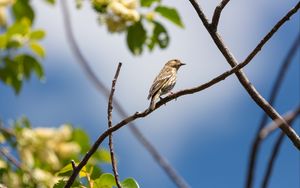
[107,63,122,188]
[64,48,268,187]
[211,0,230,31]
[261,107,300,188]
[188,0,300,149]
[260,107,300,140]
[242,3,300,67]
[0,147,22,169]
[59,1,189,188]
[246,34,300,188]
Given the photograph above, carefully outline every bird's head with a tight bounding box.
[165,59,186,70]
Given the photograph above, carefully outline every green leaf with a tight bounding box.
[121,178,140,188]
[29,42,46,58]
[154,6,184,28]
[93,148,111,164]
[56,163,87,178]
[148,21,169,50]
[55,163,73,176]
[7,20,30,37]
[90,165,102,180]
[12,0,35,23]
[72,128,90,153]
[30,30,46,40]
[0,35,7,49]
[14,54,44,79]
[140,0,160,7]
[94,173,116,188]
[126,21,147,55]
[53,179,66,188]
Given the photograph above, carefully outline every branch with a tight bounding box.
[60,1,189,188]
[64,49,265,187]
[211,0,230,31]
[107,63,122,188]
[245,34,300,188]
[261,107,300,188]
[242,3,300,68]
[260,107,300,140]
[188,0,300,149]
[0,147,22,169]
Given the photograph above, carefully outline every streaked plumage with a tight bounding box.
[148,59,185,110]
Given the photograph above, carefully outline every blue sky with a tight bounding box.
[0,0,299,187]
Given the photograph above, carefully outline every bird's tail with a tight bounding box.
[149,93,159,111]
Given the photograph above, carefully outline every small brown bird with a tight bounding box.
[147,59,185,110]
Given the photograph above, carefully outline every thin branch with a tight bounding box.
[188,0,300,148]
[60,1,189,188]
[0,147,22,169]
[107,63,122,188]
[260,107,300,140]
[242,4,300,68]
[261,107,300,188]
[246,34,300,188]
[64,48,267,187]
[211,0,230,31]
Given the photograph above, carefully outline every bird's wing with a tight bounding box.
[148,68,173,100]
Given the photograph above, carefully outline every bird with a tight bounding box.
[147,59,185,110]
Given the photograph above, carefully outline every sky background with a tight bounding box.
[0,0,300,187]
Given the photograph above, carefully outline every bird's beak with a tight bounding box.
[180,63,186,66]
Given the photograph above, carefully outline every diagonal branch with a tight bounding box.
[188,0,300,149]
[259,106,300,141]
[60,1,189,188]
[0,147,22,169]
[107,63,122,188]
[211,0,230,31]
[261,107,300,188]
[246,34,300,188]
[64,48,269,187]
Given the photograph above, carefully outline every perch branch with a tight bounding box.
[211,0,230,31]
[188,0,300,148]
[107,63,122,188]
[261,107,300,188]
[64,47,267,187]
[60,1,189,187]
[246,34,300,188]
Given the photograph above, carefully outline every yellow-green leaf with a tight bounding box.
[30,30,46,40]
[29,42,45,58]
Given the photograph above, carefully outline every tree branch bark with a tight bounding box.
[107,63,122,188]
[261,107,300,188]
[211,0,230,31]
[246,34,300,188]
[188,0,300,149]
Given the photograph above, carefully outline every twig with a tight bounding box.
[0,147,22,169]
[261,107,300,188]
[107,63,122,188]
[188,0,300,148]
[64,48,267,187]
[211,0,230,31]
[246,34,300,188]
[71,160,76,170]
[60,1,189,188]
[260,107,300,140]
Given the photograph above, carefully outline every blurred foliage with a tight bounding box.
[91,0,183,55]
[0,117,114,188]
[0,0,46,94]
[0,0,183,187]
